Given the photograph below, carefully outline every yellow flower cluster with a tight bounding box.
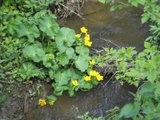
[84,32,92,47]
[75,27,92,47]
[72,80,79,87]
[84,70,104,82]
[84,40,92,47]
[84,75,91,81]
[89,70,99,76]
[38,98,46,106]
[96,74,104,81]
[38,98,55,106]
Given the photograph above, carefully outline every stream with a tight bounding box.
[25,1,149,120]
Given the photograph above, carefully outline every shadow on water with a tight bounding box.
[25,1,149,120]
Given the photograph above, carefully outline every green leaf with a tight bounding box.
[55,41,67,53]
[52,83,64,96]
[7,17,22,35]
[54,69,72,85]
[110,5,124,11]
[119,104,133,118]
[138,0,146,5]
[55,73,69,85]
[125,68,140,77]
[23,44,45,62]
[79,79,93,90]
[17,23,40,42]
[39,15,59,39]
[75,55,89,72]
[126,47,137,59]
[8,17,40,42]
[68,88,75,96]
[141,13,149,24]
[147,71,157,83]
[76,46,89,55]
[119,102,140,118]
[47,95,57,101]
[45,42,57,53]
[19,62,44,80]
[144,41,151,49]
[155,82,160,100]
[98,0,106,4]
[129,0,139,7]
[118,61,128,71]
[66,48,75,59]
[70,69,82,80]
[56,53,69,66]
[49,67,57,79]
[42,54,54,68]
[138,82,154,98]
[55,27,75,52]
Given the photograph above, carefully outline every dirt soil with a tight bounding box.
[0,82,47,120]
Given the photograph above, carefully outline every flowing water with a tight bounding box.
[25,1,149,120]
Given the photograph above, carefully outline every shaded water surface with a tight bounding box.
[25,1,148,120]
[62,1,149,51]
[26,83,135,120]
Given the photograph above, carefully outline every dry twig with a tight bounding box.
[59,3,85,19]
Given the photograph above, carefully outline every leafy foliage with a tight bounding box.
[99,42,160,86]
[0,0,104,101]
[98,42,160,119]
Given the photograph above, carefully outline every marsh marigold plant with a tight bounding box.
[77,27,93,47]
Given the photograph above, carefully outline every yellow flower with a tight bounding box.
[49,100,55,106]
[75,34,81,39]
[84,40,92,47]
[84,34,90,41]
[89,59,95,65]
[96,74,104,81]
[72,80,79,87]
[38,98,46,106]
[89,70,99,76]
[84,75,91,81]
[80,27,88,33]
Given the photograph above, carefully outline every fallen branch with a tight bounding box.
[59,3,85,20]
[101,38,121,49]
[103,71,118,88]
[91,48,104,55]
